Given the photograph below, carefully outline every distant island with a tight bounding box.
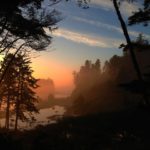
[35,78,72,109]
[35,78,55,101]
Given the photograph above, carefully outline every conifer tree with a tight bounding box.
[0,53,39,130]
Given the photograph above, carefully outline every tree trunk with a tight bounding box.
[5,92,10,129]
[14,100,19,131]
[15,67,22,131]
[15,74,20,131]
[112,0,149,105]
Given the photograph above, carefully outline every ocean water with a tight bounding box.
[0,105,66,130]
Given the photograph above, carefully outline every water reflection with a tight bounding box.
[0,105,66,130]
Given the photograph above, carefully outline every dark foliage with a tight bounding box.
[1,108,150,150]
[119,80,150,93]
[0,0,60,51]
[128,0,150,26]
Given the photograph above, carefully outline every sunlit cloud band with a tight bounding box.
[73,17,150,40]
[53,28,123,48]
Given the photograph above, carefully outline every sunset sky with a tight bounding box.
[31,0,150,95]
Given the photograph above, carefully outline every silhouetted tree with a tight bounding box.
[0,54,18,129]
[73,59,101,88]
[128,0,150,26]
[0,0,61,86]
[119,36,150,104]
[76,0,149,105]
[0,0,60,55]
[0,0,60,38]
[13,53,39,131]
[112,1,143,84]
[0,53,39,130]
[70,36,150,115]
[94,59,101,71]
[70,59,123,115]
